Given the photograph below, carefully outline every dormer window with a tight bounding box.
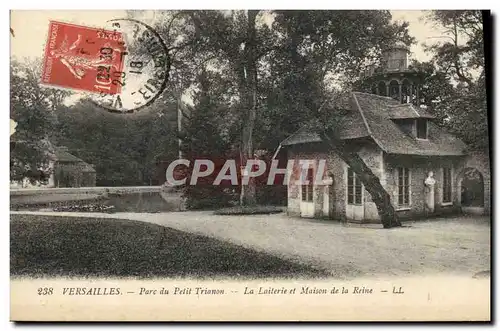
[416,119,428,139]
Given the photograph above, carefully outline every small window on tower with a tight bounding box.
[416,119,428,139]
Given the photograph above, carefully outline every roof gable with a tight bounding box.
[353,92,435,119]
[352,92,467,156]
[281,92,468,156]
[387,103,435,119]
[280,107,370,146]
[53,147,84,163]
[52,147,96,172]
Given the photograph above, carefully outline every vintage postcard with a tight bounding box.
[9,10,491,321]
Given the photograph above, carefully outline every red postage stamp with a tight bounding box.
[41,21,126,95]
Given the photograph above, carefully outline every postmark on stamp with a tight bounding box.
[41,19,171,114]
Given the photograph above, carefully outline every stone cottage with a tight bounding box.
[48,146,97,188]
[10,138,97,188]
[280,45,490,222]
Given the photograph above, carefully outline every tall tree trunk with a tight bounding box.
[239,10,259,206]
[319,132,401,228]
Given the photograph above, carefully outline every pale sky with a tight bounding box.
[391,10,446,62]
[10,10,449,107]
[11,10,444,62]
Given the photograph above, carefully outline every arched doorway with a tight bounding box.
[460,168,485,215]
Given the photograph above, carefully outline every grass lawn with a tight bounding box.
[10,192,181,213]
[10,214,328,279]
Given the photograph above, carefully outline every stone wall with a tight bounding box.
[286,146,333,218]
[286,140,384,221]
[384,155,465,220]
[286,145,341,218]
[53,162,96,188]
[286,142,473,222]
[461,151,491,215]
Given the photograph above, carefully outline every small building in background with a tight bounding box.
[49,146,96,188]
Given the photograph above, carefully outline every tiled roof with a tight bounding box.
[386,103,435,119]
[280,92,468,156]
[280,127,321,146]
[79,163,97,173]
[53,147,84,163]
[352,92,467,156]
[52,147,96,172]
[281,107,370,146]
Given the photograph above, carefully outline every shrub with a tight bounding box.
[214,205,284,215]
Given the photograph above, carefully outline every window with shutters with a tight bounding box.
[443,167,452,204]
[301,168,314,202]
[397,167,411,207]
[347,168,363,205]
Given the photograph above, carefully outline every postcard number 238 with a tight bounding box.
[38,287,54,295]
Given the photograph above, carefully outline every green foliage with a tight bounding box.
[166,10,414,150]
[10,59,66,182]
[448,77,488,150]
[424,10,484,85]
[258,10,414,149]
[418,10,488,151]
[11,215,328,278]
[181,69,234,209]
[141,10,414,208]
[54,99,179,186]
[214,205,284,215]
[18,10,481,197]
[410,59,488,150]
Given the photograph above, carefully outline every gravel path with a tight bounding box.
[11,211,490,279]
